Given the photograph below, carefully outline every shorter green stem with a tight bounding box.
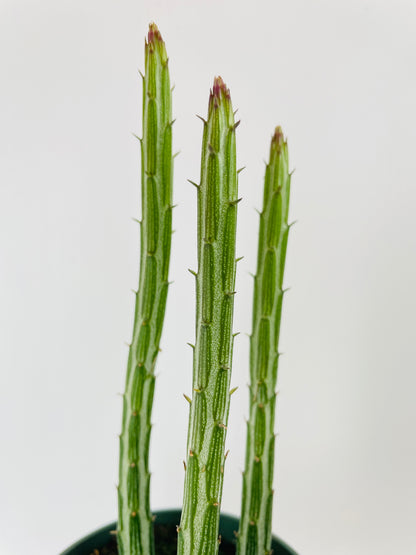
[238,128,291,555]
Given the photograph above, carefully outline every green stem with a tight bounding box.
[117,23,173,555]
[177,77,239,555]
[237,128,291,555]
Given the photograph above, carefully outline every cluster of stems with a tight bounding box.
[117,22,291,555]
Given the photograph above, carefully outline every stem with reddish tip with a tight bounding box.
[237,128,291,555]
[117,23,173,555]
[177,77,239,555]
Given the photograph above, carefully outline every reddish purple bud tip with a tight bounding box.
[272,126,284,144]
[212,76,229,98]
[147,22,163,45]
[146,22,168,63]
[270,126,288,159]
[271,126,287,152]
[209,76,231,106]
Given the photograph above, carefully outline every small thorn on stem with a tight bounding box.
[208,143,217,155]
[196,114,207,125]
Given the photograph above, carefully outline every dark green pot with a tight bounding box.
[61,509,297,555]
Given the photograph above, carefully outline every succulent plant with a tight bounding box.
[117,23,174,555]
[237,128,291,555]
[115,22,292,555]
[177,77,240,555]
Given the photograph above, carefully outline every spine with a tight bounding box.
[178,77,239,555]
[117,23,173,555]
[237,128,291,555]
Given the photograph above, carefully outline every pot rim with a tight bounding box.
[61,509,298,555]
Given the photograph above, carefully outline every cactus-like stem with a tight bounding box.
[237,128,291,555]
[177,77,239,555]
[117,23,173,555]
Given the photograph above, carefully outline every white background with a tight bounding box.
[1,1,415,554]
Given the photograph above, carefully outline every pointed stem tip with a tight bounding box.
[272,125,287,149]
[146,22,168,64]
[147,22,163,44]
[272,126,285,146]
[270,126,288,158]
[209,76,231,107]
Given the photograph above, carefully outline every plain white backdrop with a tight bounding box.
[1,1,415,554]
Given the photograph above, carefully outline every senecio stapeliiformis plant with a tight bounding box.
[237,128,291,555]
[117,24,173,555]
[177,77,240,554]
[116,21,293,555]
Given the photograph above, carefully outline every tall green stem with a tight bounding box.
[117,23,173,555]
[177,77,239,555]
[237,128,291,555]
